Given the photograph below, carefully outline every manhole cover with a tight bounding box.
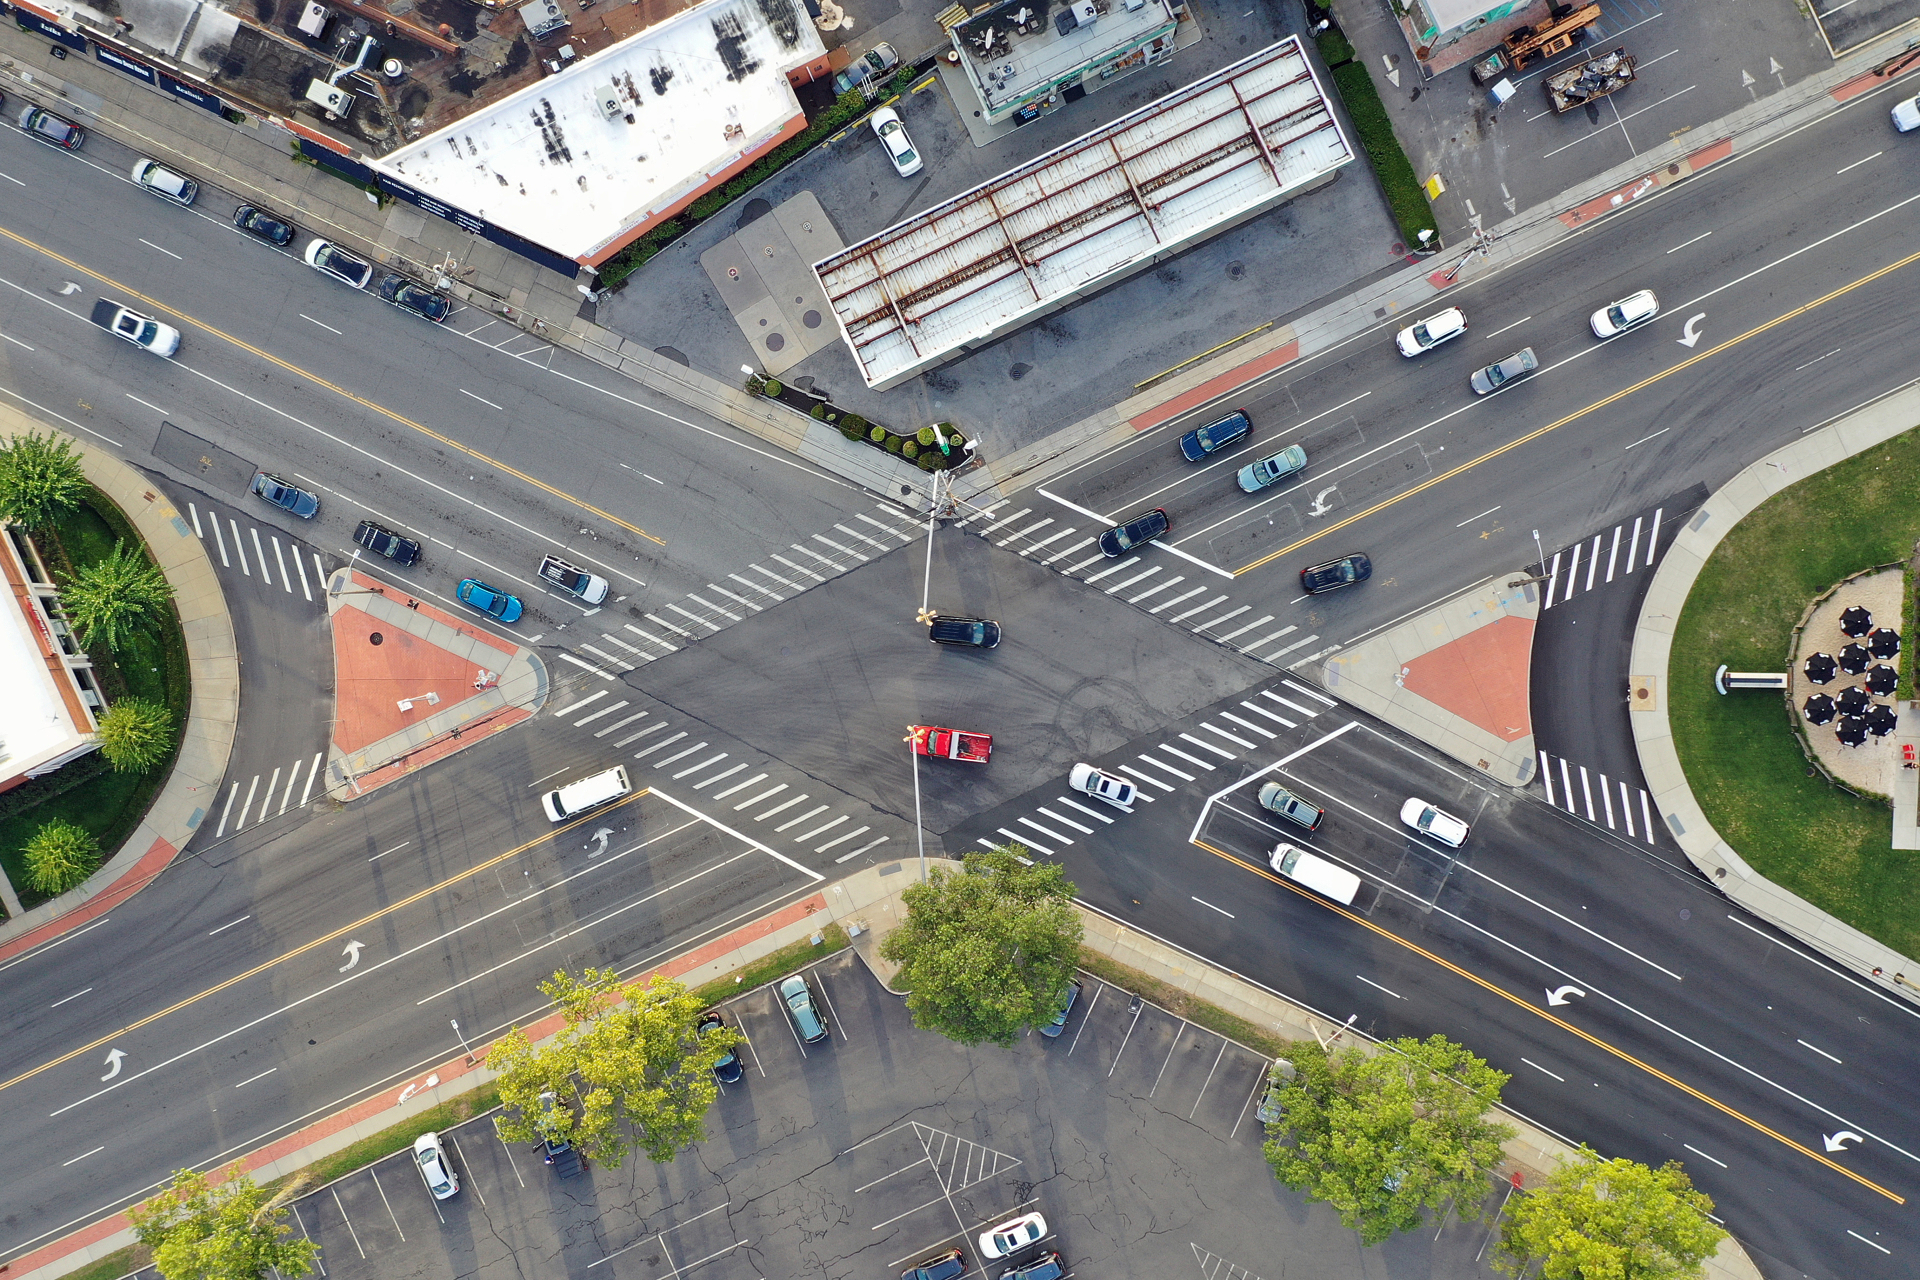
[758,317,768,327]
[369,632,384,645]
[803,309,822,328]
[1226,260,1245,279]
[766,332,786,351]
[1008,362,1031,381]
[1390,242,1406,256]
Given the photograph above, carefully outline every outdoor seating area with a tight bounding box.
[1791,568,1910,791]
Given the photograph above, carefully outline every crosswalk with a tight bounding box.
[1537,750,1658,844]
[187,501,329,610]
[552,502,928,681]
[212,751,328,838]
[1537,507,1667,610]
[953,499,1323,667]
[966,680,1337,856]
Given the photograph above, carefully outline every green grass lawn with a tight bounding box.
[0,491,190,912]
[1669,429,1920,955]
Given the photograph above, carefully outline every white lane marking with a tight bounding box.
[1521,1058,1564,1081]
[1356,975,1403,999]
[61,1147,104,1166]
[1128,575,1183,603]
[574,700,631,727]
[648,786,825,881]
[999,827,1051,854]
[0,171,23,186]
[1666,231,1713,253]
[1168,594,1230,624]
[1017,815,1072,844]
[672,753,728,780]
[1191,896,1235,919]
[300,314,342,334]
[1262,691,1319,717]
[691,763,747,789]
[1836,151,1882,175]
[1541,550,1560,608]
[1134,754,1196,781]
[125,394,168,415]
[1055,796,1115,823]
[229,519,249,576]
[554,691,608,717]
[1160,744,1217,769]
[594,711,649,737]
[1599,775,1616,828]
[1219,711,1275,739]
[1281,679,1335,706]
[1041,537,1094,564]
[1216,614,1275,643]
[1149,586,1209,615]
[138,238,183,260]
[1640,790,1655,843]
[1621,780,1636,838]
[50,987,94,1008]
[652,741,709,769]
[235,773,261,830]
[1846,1232,1889,1255]
[234,1067,278,1087]
[251,526,273,587]
[1035,806,1094,834]
[459,389,506,411]
[370,842,409,862]
[836,836,890,863]
[1194,722,1255,750]
[1798,1039,1842,1064]
[616,723,666,748]
[817,824,868,852]
[277,758,305,815]
[1605,524,1622,582]
[1178,732,1236,759]
[1683,1143,1727,1168]
[1239,700,1296,729]
[214,781,239,837]
[1583,535,1600,592]
[632,731,688,759]
[1481,317,1532,341]
[1038,488,1235,579]
[1456,505,1501,527]
[1540,752,1554,805]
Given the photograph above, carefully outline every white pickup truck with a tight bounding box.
[90,298,180,357]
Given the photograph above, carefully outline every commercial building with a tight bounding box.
[945,0,1182,126]
[0,524,103,797]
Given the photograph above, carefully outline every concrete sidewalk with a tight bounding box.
[0,402,236,961]
[1630,380,1920,999]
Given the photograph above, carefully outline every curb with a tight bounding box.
[0,403,236,963]
[1629,381,1920,997]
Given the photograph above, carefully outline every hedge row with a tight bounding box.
[1329,61,1437,250]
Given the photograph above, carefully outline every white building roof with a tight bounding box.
[378,0,825,262]
[955,0,1177,114]
[0,535,93,785]
[814,38,1353,390]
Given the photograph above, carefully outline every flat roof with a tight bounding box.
[0,537,90,781]
[954,0,1178,113]
[814,38,1353,390]
[378,0,824,262]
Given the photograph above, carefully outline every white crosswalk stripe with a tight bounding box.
[1538,750,1655,844]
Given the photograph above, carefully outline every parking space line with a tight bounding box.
[1189,1040,1228,1119]
[1148,1021,1189,1096]
[1230,1064,1269,1140]
[856,1158,931,1193]
[369,1167,407,1241]
[735,1020,767,1077]
[492,1117,527,1187]
[1109,995,1145,1077]
[1118,764,1175,792]
[1065,981,1101,1055]
[331,1188,368,1257]
[295,1202,327,1276]
[450,1136,486,1205]
[813,969,850,1041]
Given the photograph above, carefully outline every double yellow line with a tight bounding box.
[1192,838,1904,1203]
[1235,246,1920,576]
[0,224,664,546]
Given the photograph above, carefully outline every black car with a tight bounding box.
[354,520,421,566]
[378,273,451,323]
[234,205,296,246]
[1097,508,1170,558]
[1299,552,1371,594]
[902,1248,967,1280]
[699,1010,743,1084]
[928,614,1001,647]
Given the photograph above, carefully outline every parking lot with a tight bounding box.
[172,947,1510,1280]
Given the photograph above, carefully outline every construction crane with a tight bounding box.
[1470,3,1602,84]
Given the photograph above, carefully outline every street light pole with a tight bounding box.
[915,469,945,625]
[1531,528,1546,576]
[905,729,927,883]
[451,1018,476,1066]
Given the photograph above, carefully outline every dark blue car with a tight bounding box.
[1180,409,1251,461]
[1300,553,1372,594]
[1097,508,1170,558]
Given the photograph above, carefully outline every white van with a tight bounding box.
[542,765,632,823]
[1269,843,1362,905]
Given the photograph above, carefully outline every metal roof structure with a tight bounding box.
[813,37,1353,391]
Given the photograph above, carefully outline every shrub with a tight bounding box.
[810,402,826,420]
[690,190,729,220]
[743,374,765,395]
[917,427,936,446]
[1330,61,1437,248]
[97,696,176,773]
[841,413,867,433]
[24,818,100,895]
[842,423,866,441]
[886,436,904,454]
[946,429,967,448]
[0,431,89,530]
[1316,27,1355,67]
[763,378,783,397]
[918,452,942,471]
[870,426,887,443]
[903,440,920,459]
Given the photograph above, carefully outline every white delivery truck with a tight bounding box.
[1269,843,1362,905]
[542,765,632,823]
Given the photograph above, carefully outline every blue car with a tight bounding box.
[1180,409,1251,461]
[250,471,319,518]
[457,579,523,623]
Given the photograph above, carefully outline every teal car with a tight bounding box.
[1237,444,1307,493]
[457,579,523,623]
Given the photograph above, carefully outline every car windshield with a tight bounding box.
[1411,322,1436,345]
[321,247,359,274]
[1485,363,1511,386]
[1416,808,1439,830]
[135,320,159,344]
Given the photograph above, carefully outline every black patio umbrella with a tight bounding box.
[1802,693,1837,725]
[1866,664,1899,697]
[1840,605,1874,637]
[1867,704,1900,737]
[1837,685,1872,717]
[1840,643,1872,675]
[1836,716,1870,747]
[1804,652,1839,684]
[1870,627,1902,660]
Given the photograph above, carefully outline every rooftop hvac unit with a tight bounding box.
[1122,0,1146,10]
[593,83,621,118]
[304,80,356,119]
[519,0,570,40]
[1075,0,1098,25]
[297,1,329,39]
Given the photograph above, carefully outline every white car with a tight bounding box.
[305,238,374,289]
[413,1131,459,1200]
[1590,289,1659,339]
[869,106,923,177]
[101,304,181,357]
[980,1211,1046,1259]
[1399,797,1469,848]
[1068,763,1135,810]
[1893,94,1920,132]
[1394,307,1466,357]
[131,158,198,206]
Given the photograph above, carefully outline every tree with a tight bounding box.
[97,695,178,772]
[487,967,737,1168]
[128,1163,319,1280]
[23,818,101,895]
[1262,1034,1514,1245]
[1495,1146,1725,1280]
[59,540,174,651]
[878,846,1084,1047]
[0,431,87,529]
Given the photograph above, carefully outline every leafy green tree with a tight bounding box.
[97,695,177,772]
[1495,1146,1725,1280]
[878,847,1084,1047]
[59,540,174,651]
[129,1163,319,1280]
[0,430,88,529]
[23,818,100,895]
[487,967,736,1168]
[1262,1034,1514,1245]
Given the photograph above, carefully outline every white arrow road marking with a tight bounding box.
[1307,486,1339,517]
[587,827,614,857]
[1545,985,1587,1006]
[1826,1130,1864,1153]
[1677,313,1706,347]
[339,940,365,972]
[100,1049,125,1081]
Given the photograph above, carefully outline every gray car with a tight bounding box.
[779,973,829,1043]
[1257,781,1324,830]
[1469,346,1537,395]
[1237,444,1307,492]
[250,471,320,518]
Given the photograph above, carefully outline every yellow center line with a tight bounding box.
[0,791,651,1098]
[0,225,665,546]
[1234,247,1920,576]
[1191,837,1906,1204]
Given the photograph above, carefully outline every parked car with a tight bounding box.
[1237,444,1307,493]
[1394,307,1466,356]
[1256,1058,1297,1125]
[235,205,297,245]
[456,578,523,623]
[1590,289,1659,338]
[534,1090,575,1171]
[378,272,451,322]
[699,1010,743,1083]
[250,471,320,518]
[1068,763,1135,809]
[353,519,421,565]
[19,105,84,150]
[305,239,373,289]
[901,1247,967,1280]
[413,1132,459,1200]
[1895,93,1920,131]
[1400,797,1470,847]
[980,1211,1047,1259]
[1000,1253,1065,1280]
[537,554,609,604]
[1179,409,1251,461]
[929,614,1001,647]
[833,41,899,93]
[779,973,829,1044]
[1097,508,1170,557]
[1469,346,1538,394]
[130,158,197,206]
[869,106,923,177]
[1257,781,1324,831]
[1299,552,1371,594]
[1039,978,1082,1038]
